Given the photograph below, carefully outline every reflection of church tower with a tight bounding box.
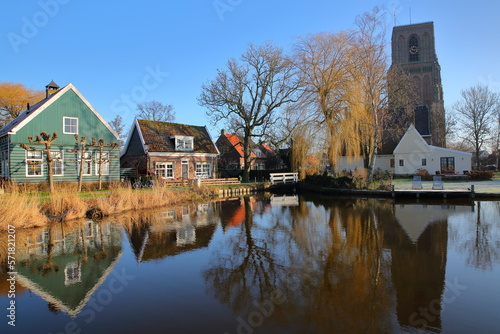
[390,22,446,147]
[383,203,449,332]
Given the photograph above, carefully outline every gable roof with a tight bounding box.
[0,83,119,140]
[219,133,258,158]
[124,119,218,154]
[393,124,432,154]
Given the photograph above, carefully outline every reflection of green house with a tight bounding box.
[15,221,122,316]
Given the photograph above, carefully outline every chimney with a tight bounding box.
[27,103,30,111]
[221,129,226,136]
[45,80,60,98]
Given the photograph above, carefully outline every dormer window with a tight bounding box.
[171,136,194,151]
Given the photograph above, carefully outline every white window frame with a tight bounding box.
[195,162,211,179]
[63,117,78,134]
[26,150,43,177]
[95,152,109,176]
[172,136,194,151]
[51,150,64,176]
[78,151,92,176]
[156,162,174,179]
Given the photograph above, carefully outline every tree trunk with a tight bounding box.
[242,132,252,183]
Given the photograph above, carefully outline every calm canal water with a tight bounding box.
[1,195,499,334]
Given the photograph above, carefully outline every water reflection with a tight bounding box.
[0,197,498,333]
[1,220,121,316]
[204,196,498,334]
[122,203,219,262]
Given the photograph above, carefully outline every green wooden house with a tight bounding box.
[0,82,120,184]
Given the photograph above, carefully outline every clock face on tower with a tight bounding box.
[409,45,419,54]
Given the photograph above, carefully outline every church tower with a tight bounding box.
[390,22,445,147]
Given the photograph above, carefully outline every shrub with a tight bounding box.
[416,168,432,181]
[467,170,494,180]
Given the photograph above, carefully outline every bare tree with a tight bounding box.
[136,100,175,123]
[453,84,500,169]
[199,42,301,182]
[109,115,125,147]
[20,132,59,193]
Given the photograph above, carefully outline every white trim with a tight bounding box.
[7,83,120,141]
[51,150,64,177]
[120,119,146,157]
[148,152,218,158]
[26,150,43,177]
[63,116,78,135]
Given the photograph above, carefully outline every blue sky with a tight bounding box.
[1,0,499,138]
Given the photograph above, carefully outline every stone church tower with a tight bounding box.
[390,22,446,147]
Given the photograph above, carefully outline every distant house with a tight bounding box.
[215,130,278,170]
[393,124,472,175]
[0,81,121,184]
[335,124,472,175]
[120,119,219,179]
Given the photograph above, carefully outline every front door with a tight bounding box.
[181,161,189,179]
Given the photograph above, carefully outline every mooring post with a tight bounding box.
[471,184,475,199]
[391,185,395,198]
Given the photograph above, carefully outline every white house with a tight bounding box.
[336,125,472,176]
[393,125,471,175]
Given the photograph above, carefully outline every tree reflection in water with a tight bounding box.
[204,196,397,333]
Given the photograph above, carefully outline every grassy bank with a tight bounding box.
[0,183,218,231]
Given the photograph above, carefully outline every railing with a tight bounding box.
[199,178,240,186]
[270,173,298,185]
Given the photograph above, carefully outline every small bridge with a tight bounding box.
[270,172,298,185]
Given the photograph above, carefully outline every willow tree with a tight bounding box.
[293,30,355,169]
[343,8,415,180]
[199,42,301,182]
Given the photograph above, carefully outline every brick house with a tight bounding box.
[215,130,277,170]
[120,120,218,179]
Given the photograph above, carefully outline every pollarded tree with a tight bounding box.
[199,42,301,182]
[453,84,500,169]
[20,132,59,193]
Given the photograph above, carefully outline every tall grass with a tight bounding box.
[0,182,218,231]
[0,193,48,229]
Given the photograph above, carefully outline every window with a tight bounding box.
[172,136,194,151]
[195,162,211,178]
[440,157,455,173]
[422,158,427,166]
[156,162,174,179]
[78,152,92,176]
[51,151,63,176]
[399,159,404,167]
[26,151,43,176]
[95,152,109,176]
[64,262,81,286]
[63,117,78,134]
[409,35,419,62]
[390,159,395,168]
